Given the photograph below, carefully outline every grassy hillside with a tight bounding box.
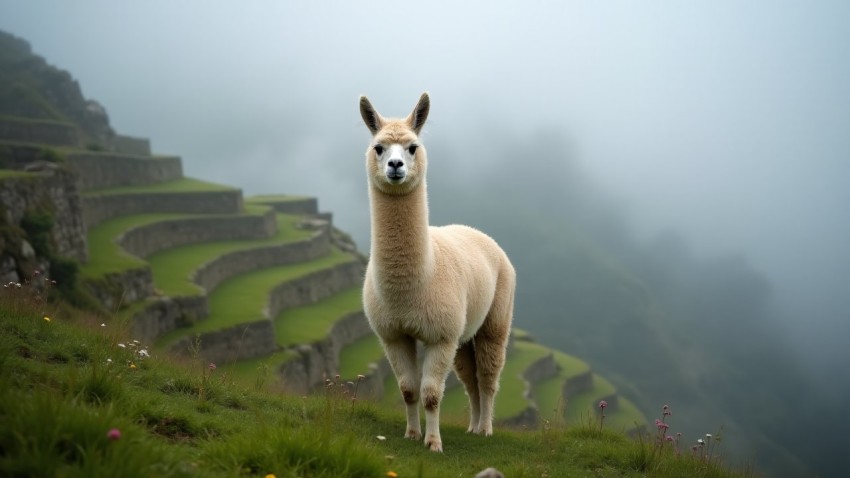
[0,283,748,478]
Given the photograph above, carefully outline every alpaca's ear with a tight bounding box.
[360,96,384,135]
[407,92,430,135]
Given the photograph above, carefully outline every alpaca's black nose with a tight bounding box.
[388,159,404,169]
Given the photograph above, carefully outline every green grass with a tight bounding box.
[274,286,363,347]
[0,286,747,477]
[221,349,298,390]
[338,334,383,379]
[248,194,311,202]
[0,169,35,179]
[85,177,236,195]
[156,248,357,347]
[147,213,313,296]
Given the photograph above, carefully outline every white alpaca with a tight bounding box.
[360,93,516,452]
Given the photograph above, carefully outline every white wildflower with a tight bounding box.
[117,343,126,348]
[376,435,387,441]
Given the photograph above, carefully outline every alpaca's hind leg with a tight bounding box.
[421,341,458,452]
[474,321,511,436]
[383,335,421,440]
[454,340,481,433]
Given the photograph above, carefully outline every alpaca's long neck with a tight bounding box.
[368,182,433,289]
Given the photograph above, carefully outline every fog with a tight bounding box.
[3,0,849,473]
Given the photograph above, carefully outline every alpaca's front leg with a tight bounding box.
[382,335,421,440]
[421,341,458,452]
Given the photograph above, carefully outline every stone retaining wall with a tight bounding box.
[67,152,182,191]
[131,295,209,344]
[118,209,276,258]
[84,266,154,312]
[266,259,365,318]
[278,311,373,394]
[562,370,594,399]
[82,190,244,228]
[193,229,330,293]
[169,319,278,363]
[255,197,318,216]
[113,135,151,155]
[0,117,80,147]
[523,353,559,383]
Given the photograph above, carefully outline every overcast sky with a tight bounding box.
[2,1,849,364]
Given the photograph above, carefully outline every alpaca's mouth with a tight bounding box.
[387,171,406,182]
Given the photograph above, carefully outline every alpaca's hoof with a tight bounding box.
[405,428,421,440]
[424,434,443,452]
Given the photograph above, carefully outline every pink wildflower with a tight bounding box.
[209,362,217,371]
[107,428,121,441]
[655,419,669,431]
[598,400,608,409]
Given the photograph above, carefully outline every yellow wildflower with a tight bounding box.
[387,472,398,477]
[265,474,276,478]
[43,315,50,322]
[129,363,137,369]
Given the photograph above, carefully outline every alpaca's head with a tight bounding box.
[360,92,430,195]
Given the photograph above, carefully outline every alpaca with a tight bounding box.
[359,92,516,452]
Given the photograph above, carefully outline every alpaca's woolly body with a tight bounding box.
[360,93,515,452]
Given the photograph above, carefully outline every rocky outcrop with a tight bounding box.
[0,164,87,262]
[117,209,276,259]
[82,189,244,228]
[193,229,330,293]
[66,152,182,191]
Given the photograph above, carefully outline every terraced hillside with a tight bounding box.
[0,30,645,432]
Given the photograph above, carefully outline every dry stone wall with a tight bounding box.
[67,152,182,191]
[0,117,80,147]
[118,210,276,258]
[82,190,243,228]
[266,260,365,319]
[169,319,278,364]
[131,295,209,344]
[113,135,151,155]
[278,311,373,394]
[193,229,330,293]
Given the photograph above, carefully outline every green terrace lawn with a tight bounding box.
[274,286,362,347]
[534,349,592,422]
[249,194,312,203]
[84,177,236,195]
[81,206,277,279]
[338,334,384,379]
[147,213,313,296]
[156,248,357,348]
[0,169,35,179]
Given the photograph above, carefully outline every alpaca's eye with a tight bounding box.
[408,144,418,155]
[374,145,384,155]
